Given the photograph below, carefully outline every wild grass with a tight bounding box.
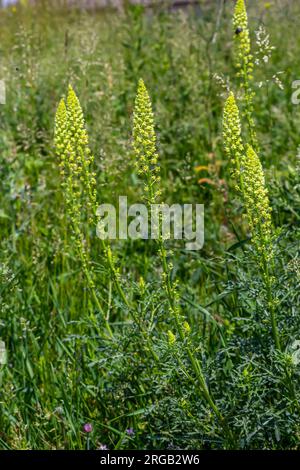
[0,0,299,449]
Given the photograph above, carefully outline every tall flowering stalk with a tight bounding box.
[133,79,178,320]
[243,145,280,350]
[55,94,99,305]
[133,79,161,206]
[132,79,231,438]
[242,145,273,260]
[233,0,258,151]
[65,86,97,225]
[133,80,173,322]
[223,91,280,350]
[56,85,161,356]
[55,85,129,336]
[223,91,245,193]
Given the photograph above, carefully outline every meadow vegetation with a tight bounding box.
[0,0,299,449]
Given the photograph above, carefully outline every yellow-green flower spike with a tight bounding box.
[233,0,258,151]
[183,321,191,336]
[54,87,97,290]
[167,330,176,346]
[223,92,245,192]
[66,85,97,222]
[233,0,252,75]
[228,3,279,351]
[242,144,273,261]
[66,85,89,148]
[132,78,161,204]
[55,86,130,327]
[54,98,67,146]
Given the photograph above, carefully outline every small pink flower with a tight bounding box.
[83,423,93,433]
[126,428,135,436]
[99,444,108,450]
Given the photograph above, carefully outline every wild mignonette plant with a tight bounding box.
[1,0,300,451]
[223,90,280,350]
[55,85,131,336]
[54,93,98,305]
[132,79,234,445]
[132,79,161,206]
[233,0,258,151]
[214,0,300,449]
[223,91,245,192]
[222,0,284,352]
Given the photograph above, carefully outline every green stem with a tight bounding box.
[263,254,281,351]
[242,62,258,152]
[101,240,159,361]
[158,238,233,444]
